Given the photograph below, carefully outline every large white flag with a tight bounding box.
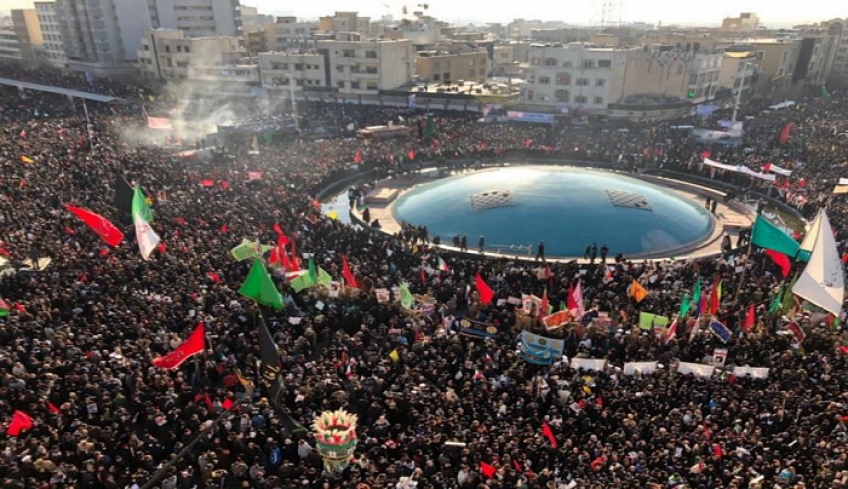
[792,210,844,316]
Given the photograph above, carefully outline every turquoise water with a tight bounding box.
[392,166,714,257]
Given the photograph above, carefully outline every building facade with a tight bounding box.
[257,51,328,90]
[147,0,241,37]
[718,50,758,95]
[317,38,413,94]
[0,28,22,61]
[521,43,634,112]
[826,20,848,87]
[721,13,760,32]
[34,2,66,68]
[416,48,488,83]
[264,17,318,51]
[137,29,241,79]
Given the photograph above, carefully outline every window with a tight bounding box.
[342,49,354,57]
[294,63,303,70]
[337,81,345,88]
[365,50,377,58]
[563,61,573,68]
[594,97,603,105]
[367,82,378,90]
[756,51,765,61]
[164,45,170,53]
[554,89,569,102]
[583,59,594,69]
[365,66,378,74]
[575,95,588,104]
[336,65,344,72]
[538,76,551,84]
[556,73,571,85]
[531,57,541,65]
[544,57,557,66]
[576,78,589,86]
[433,73,440,81]
[526,90,534,101]
[176,45,182,52]
[351,81,360,89]
[595,79,605,87]
[689,73,698,85]
[598,59,611,68]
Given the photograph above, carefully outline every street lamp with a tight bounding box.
[731,61,753,124]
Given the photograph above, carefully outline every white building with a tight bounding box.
[0,28,22,61]
[686,52,723,103]
[34,2,66,68]
[187,63,258,83]
[148,0,241,37]
[258,51,328,90]
[521,43,634,111]
[54,0,240,77]
[317,37,413,94]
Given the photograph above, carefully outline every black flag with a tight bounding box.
[258,312,284,407]
[114,175,134,218]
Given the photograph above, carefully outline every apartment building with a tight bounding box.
[827,20,848,87]
[521,43,634,112]
[318,12,379,37]
[0,28,22,61]
[34,2,66,68]
[721,13,760,32]
[719,39,799,97]
[257,51,328,90]
[416,47,489,83]
[718,50,758,95]
[148,0,241,37]
[137,29,240,79]
[264,17,318,51]
[317,37,413,94]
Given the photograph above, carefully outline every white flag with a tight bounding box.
[792,210,844,316]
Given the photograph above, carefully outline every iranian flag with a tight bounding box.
[132,186,160,260]
[437,256,450,272]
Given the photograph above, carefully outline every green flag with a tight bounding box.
[289,273,314,293]
[639,312,669,330]
[751,216,800,257]
[822,85,832,101]
[317,267,333,285]
[308,257,318,283]
[678,292,691,318]
[769,286,783,313]
[400,283,414,309]
[231,239,272,262]
[239,259,284,310]
[690,280,702,312]
[0,298,9,317]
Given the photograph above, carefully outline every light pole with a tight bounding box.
[731,61,752,124]
[287,51,300,132]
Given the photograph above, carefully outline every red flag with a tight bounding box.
[7,411,34,436]
[342,255,359,289]
[708,278,721,316]
[204,394,213,411]
[480,462,496,478]
[567,282,577,311]
[247,171,263,181]
[158,242,166,254]
[172,217,188,226]
[273,223,284,236]
[222,398,235,411]
[765,250,791,278]
[420,268,427,285]
[664,319,678,344]
[47,402,61,414]
[208,271,221,283]
[513,460,522,473]
[64,225,76,235]
[354,150,362,164]
[840,346,848,354]
[66,205,125,247]
[712,444,723,460]
[220,223,228,233]
[742,304,756,332]
[151,323,206,369]
[200,179,215,187]
[475,273,494,305]
[220,180,230,190]
[408,149,416,160]
[779,122,793,145]
[541,422,558,448]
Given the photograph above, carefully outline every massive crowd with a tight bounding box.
[1,68,848,489]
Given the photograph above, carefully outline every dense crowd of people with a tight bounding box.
[1,68,848,489]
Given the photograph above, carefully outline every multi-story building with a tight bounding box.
[718,38,799,98]
[137,29,241,79]
[10,9,44,63]
[416,46,489,83]
[618,49,721,105]
[318,12,377,37]
[825,20,847,88]
[34,2,66,68]
[264,17,318,51]
[54,0,240,77]
[317,37,413,94]
[147,0,241,37]
[791,35,830,88]
[258,51,328,91]
[721,13,760,32]
[530,27,591,44]
[0,28,22,61]
[187,62,258,84]
[521,43,635,112]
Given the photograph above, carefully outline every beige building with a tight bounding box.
[10,9,43,62]
[718,50,758,94]
[620,50,721,104]
[719,39,799,97]
[137,29,241,80]
[721,13,760,32]
[0,28,22,61]
[318,12,380,37]
[264,17,319,51]
[317,38,414,94]
[416,49,488,83]
[258,51,328,90]
[187,63,260,84]
[492,42,531,76]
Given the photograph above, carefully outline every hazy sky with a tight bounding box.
[0,0,842,27]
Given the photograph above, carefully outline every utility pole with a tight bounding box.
[287,51,299,132]
[731,61,750,124]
